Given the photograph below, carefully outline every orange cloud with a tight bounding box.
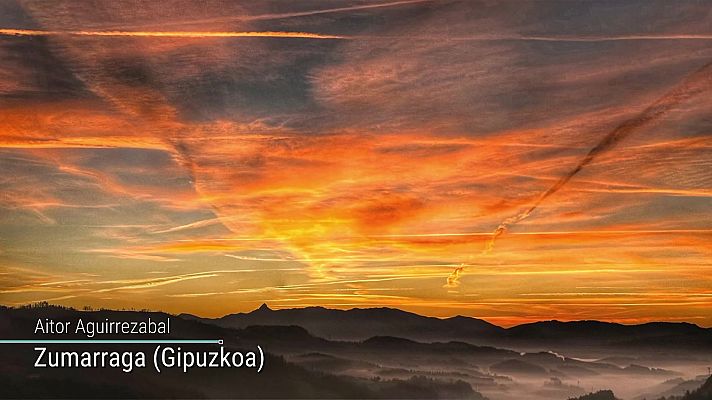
[1,0,711,326]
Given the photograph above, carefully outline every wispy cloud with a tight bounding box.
[0,0,710,325]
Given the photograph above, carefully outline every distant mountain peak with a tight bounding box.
[256,303,272,312]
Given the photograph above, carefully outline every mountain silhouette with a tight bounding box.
[183,305,503,342]
[507,320,712,347]
[185,305,712,353]
[3,304,710,400]
[0,305,482,399]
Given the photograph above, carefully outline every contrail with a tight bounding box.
[0,28,346,39]
[447,59,712,287]
[3,28,712,42]
[235,0,431,22]
[475,34,712,42]
[102,0,431,29]
[357,33,712,42]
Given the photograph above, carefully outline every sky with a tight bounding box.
[1,0,711,326]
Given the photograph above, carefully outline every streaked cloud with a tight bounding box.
[0,0,710,325]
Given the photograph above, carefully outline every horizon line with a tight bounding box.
[5,302,709,329]
[3,28,712,42]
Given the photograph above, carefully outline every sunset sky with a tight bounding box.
[1,0,711,326]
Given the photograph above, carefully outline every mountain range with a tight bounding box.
[3,304,711,399]
[182,304,712,355]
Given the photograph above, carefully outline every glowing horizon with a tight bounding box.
[1,0,711,327]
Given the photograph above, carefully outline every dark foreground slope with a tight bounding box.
[677,375,712,400]
[569,376,712,400]
[0,305,482,399]
[569,390,618,400]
